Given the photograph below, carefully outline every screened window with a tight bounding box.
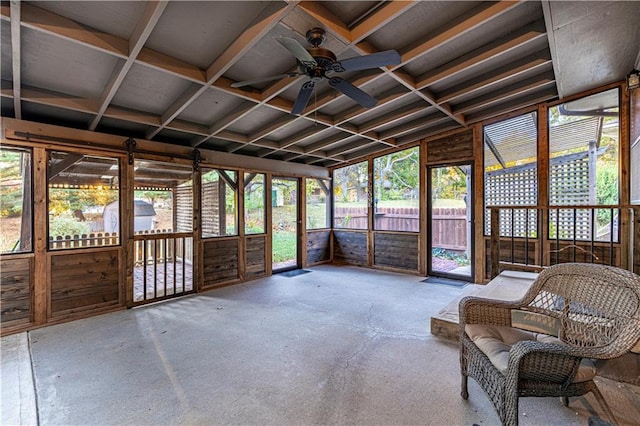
[1,146,32,254]
[483,112,538,236]
[202,168,237,237]
[333,161,368,229]
[133,159,193,235]
[244,173,265,234]
[548,88,619,241]
[373,146,419,231]
[306,178,330,229]
[48,151,120,249]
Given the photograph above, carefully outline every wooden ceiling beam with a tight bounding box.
[350,1,419,44]
[2,84,99,115]
[435,50,552,104]
[379,114,451,140]
[1,3,128,58]
[10,1,21,119]
[415,21,547,90]
[191,103,256,147]
[297,1,351,44]
[396,122,462,145]
[452,71,556,116]
[357,102,431,134]
[147,1,298,139]
[334,88,411,125]
[89,1,168,131]
[398,1,523,66]
[465,86,557,124]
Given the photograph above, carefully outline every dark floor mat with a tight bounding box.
[278,269,312,278]
[421,276,468,287]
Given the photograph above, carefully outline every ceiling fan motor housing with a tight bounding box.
[306,28,326,47]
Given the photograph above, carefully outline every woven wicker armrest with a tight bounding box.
[459,295,523,328]
[505,340,592,387]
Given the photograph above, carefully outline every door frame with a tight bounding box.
[271,176,301,272]
[426,161,475,282]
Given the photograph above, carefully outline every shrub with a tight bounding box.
[49,212,90,238]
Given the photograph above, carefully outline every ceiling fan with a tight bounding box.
[230,28,401,115]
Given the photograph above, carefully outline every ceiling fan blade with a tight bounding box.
[230,73,300,88]
[329,77,377,109]
[331,50,401,73]
[275,37,317,67]
[291,80,315,115]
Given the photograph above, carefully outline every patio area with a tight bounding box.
[3,265,639,425]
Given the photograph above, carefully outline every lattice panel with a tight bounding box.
[175,184,193,233]
[485,164,538,236]
[202,181,221,237]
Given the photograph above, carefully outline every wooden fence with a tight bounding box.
[49,232,119,249]
[48,229,193,263]
[334,206,467,250]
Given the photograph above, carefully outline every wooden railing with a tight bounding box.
[488,205,640,278]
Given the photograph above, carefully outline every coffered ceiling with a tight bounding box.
[1,1,638,168]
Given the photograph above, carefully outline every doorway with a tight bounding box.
[272,177,300,272]
[428,163,473,281]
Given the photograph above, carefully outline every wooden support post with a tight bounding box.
[620,86,631,270]
[537,104,549,266]
[490,207,500,279]
[472,123,484,282]
[367,158,374,267]
[633,207,640,274]
[32,148,48,324]
[265,173,272,276]
[299,177,308,268]
[192,165,202,291]
[238,172,246,281]
[419,139,428,276]
[123,154,134,307]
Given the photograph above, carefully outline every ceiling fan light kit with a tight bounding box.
[231,28,401,115]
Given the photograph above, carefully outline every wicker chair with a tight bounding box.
[459,263,640,426]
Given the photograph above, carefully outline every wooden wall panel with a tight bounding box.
[484,238,538,279]
[50,249,120,314]
[306,230,331,264]
[426,130,473,164]
[245,236,266,278]
[202,238,239,286]
[0,256,33,325]
[333,231,367,265]
[374,233,419,271]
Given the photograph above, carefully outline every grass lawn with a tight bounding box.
[272,231,296,262]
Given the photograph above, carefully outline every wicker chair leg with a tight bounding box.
[461,374,468,399]
[561,396,569,407]
[460,343,469,399]
[504,392,519,426]
[590,385,617,425]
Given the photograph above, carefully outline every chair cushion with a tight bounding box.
[465,324,596,382]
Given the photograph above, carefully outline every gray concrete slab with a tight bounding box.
[2,265,639,425]
[0,332,38,426]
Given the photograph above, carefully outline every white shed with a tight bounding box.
[103,200,156,233]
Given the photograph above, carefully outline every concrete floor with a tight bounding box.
[2,264,639,425]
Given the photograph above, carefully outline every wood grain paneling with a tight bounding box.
[50,249,119,314]
[306,230,331,264]
[333,231,367,265]
[0,256,33,325]
[245,236,266,277]
[202,238,239,286]
[426,129,473,164]
[374,233,419,271]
